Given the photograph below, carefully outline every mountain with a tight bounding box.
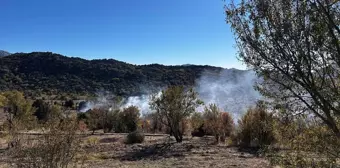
[0,50,11,57]
[0,52,247,96]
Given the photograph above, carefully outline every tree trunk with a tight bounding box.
[173,129,183,143]
[174,134,183,143]
[215,135,220,143]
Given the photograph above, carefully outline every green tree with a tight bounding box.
[225,0,340,138]
[0,91,36,130]
[32,99,51,121]
[86,109,102,134]
[121,106,140,132]
[150,86,202,142]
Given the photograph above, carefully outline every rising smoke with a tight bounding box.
[196,69,261,119]
[79,69,261,120]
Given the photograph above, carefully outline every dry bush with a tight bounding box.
[190,112,204,130]
[220,112,234,137]
[190,112,205,137]
[268,117,340,168]
[203,104,235,143]
[236,104,275,148]
[8,118,84,168]
[86,136,99,146]
[125,131,145,144]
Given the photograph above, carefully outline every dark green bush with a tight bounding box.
[125,131,145,144]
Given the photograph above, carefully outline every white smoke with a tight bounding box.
[121,95,153,115]
[196,69,261,120]
[79,91,120,112]
[79,69,261,120]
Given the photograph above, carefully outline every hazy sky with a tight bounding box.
[0,0,245,69]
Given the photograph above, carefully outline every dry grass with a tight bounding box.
[0,133,270,168]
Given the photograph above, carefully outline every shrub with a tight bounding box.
[125,131,145,144]
[236,103,275,148]
[203,104,235,143]
[269,116,340,167]
[86,137,99,146]
[120,106,140,132]
[9,118,83,168]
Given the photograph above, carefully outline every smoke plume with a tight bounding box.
[79,69,261,120]
[196,69,261,119]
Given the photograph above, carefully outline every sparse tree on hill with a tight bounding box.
[225,0,340,138]
[150,86,203,142]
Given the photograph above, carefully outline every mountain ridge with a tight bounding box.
[0,51,249,96]
[0,50,11,57]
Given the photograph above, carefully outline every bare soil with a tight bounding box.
[80,134,270,168]
[0,133,271,168]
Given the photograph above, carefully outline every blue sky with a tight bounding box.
[0,0,244,69]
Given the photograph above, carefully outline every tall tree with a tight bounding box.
[225,0,340,137]
[150,86,202,142]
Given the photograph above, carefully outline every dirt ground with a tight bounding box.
[0,133,271,168]
[80,134,270,168]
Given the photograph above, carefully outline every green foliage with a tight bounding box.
[0,52,225,96]
[85,109,103,134]
[125,131,145,144]
[0,91,36,130]
[32,99,51,121]
[226,0,340,166]
[236,103,275,148]
[150,86,203,142]
[120,106,140,133]
[225,0,340,137]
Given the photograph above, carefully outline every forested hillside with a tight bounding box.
[0,52,238,96]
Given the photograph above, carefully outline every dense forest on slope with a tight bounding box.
[0,52,243,96]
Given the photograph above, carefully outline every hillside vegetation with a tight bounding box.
[0,52,242,96]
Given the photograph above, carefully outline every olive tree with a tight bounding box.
[150,86,202,142]
[225,0,340,138]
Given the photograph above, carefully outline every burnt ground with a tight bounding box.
[0,133,270,168]
[80,134,270,168]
